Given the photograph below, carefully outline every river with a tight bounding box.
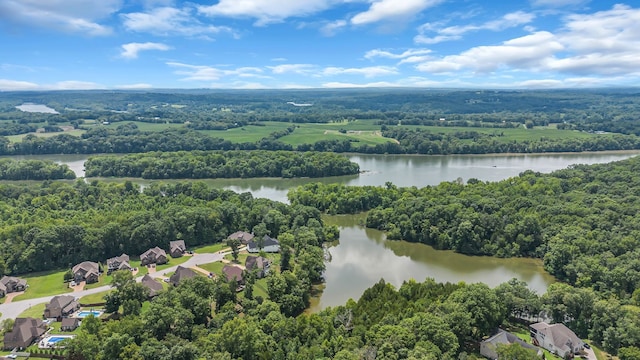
[5,151,640,309]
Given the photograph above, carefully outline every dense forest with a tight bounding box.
[0,159,75,180]
[84,151,359,179]
[60,273,640,359]
[289,156,640,298]
[0,181,333,280]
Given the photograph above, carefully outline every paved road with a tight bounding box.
[0,252,226,322]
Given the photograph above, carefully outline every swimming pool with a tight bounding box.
[76,310,103,318]
[39,335,75,348]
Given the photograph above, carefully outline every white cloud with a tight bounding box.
[364,48,432,60]
[198,0,339,26]
[412,4,640,84]
[268,64,316,75]
[0,79,40,91]
[322,66,398,77]
[415,11,535,44]
[321,19,348,36]
[351,0,443,25]
[0,0,119,35]
[531,0,588,7]
[167,62,264,81]
[116,83,154,89]
[122,6,235,37]
[121,42,171,59]
[54,81,105,90]
[417,31,563,74]
[322,81,399,88]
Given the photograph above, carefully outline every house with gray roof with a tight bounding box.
[245,256,271,278]
[480,329,543,359]
[169,240,186,258]
[247,235,280,253]
[44,295,80,319]
[530,322,584,358]
[72,261,100,284]
[227,231,255,245]
[0,275,27,297]
[106,253,131,274]
[140,246,168,266]
[141,274,164,297]
[169,266,197,286]
[3,317,46,350]
[61,317,80,332]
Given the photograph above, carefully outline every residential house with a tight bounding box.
[247,235,280,253]
[480,330,543,359]
[169,240,186,258]
[227,231,255,245]
[3,317,47,350]
[222,265,244,284]
[530,322,584,358]
[106,253,131,274]
[245,256,271,278]
[140,247,168,266]
[44,295,80,319]
[169,266,197,286]
[72,261,100,284]
[60,317,80,332]
[0,276,27,297]
[141,274,164,298]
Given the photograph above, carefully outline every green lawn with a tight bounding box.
[79,290,111,304]
[12,269,72,301]
[193,242,228,254]
[197,262,225,275]
[18,303,46,318]
[155,255,191,271]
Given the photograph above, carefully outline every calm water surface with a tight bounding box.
[6,151,639,310]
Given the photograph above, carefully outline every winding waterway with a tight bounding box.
[5,151,640,309]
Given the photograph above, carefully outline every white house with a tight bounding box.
[247,235,280,253]
[530,322,583,358]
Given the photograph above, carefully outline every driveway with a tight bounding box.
[0,251,227,322]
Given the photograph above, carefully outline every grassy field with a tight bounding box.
[18,302,46,318]
[12,269,72,301]
[195,120,607,147]
[193,242,228,254]
[197,262,225,275]
[6,129,86,143]
[401,125,605,142]
[79,290,111,304]
[155,255,191,272]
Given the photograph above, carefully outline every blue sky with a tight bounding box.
[0,0,638,90]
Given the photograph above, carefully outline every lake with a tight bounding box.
[15,103,59,114]
[6,151,639,309]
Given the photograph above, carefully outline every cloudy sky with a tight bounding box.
[0,0,638,90]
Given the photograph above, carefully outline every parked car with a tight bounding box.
[584,343,591,349]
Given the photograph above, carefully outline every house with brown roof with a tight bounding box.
[106,253,131,274]
[169,240,186,258]
[44,295,80,319]
[245,256,271,278]
[169,266,197,286]
[227,231,255,245]
[3,317,47,350]
[480,330,543,359]
[141,274,164,297]
[222,265,244,284]
[530,322,584,358]
[72,261,100,284]
[61,318,80,332]
[0,276,27,297]
[140,247,168,266]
